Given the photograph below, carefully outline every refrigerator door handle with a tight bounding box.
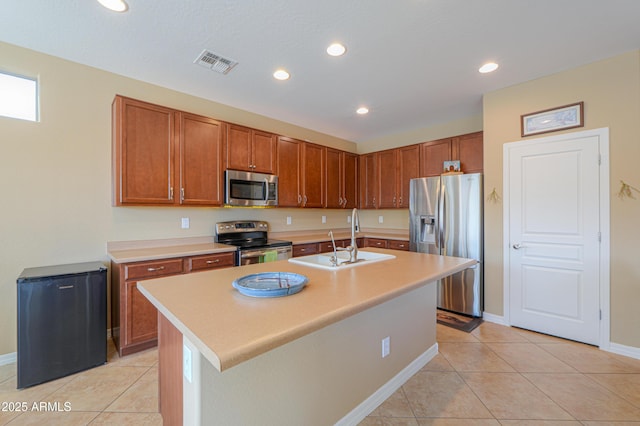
[438,182,446,251]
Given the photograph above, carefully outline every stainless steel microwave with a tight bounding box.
[224,170,278,207]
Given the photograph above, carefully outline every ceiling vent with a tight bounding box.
[194,49,238,75]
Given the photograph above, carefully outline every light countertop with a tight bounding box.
[137,248,475,372]
[107,229,409,263]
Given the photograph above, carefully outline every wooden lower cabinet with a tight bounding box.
[292,243,319,257]
[387,239,410,251]
[111,251,234,356]
[364,238,388,249]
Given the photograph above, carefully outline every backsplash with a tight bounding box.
[110,207,409,241]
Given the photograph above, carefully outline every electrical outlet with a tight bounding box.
[322,215,327,224]
[286,216,292,225]
[382,336,390,358]
[183,344,192,383]
[378,215,384,224]
[181,217,190,229]
[347,215,351,224]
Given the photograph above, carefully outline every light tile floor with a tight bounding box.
[0,322,639,425]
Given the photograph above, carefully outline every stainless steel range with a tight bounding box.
[215,221,292,266]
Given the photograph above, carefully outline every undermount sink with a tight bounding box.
[288,250,396,270]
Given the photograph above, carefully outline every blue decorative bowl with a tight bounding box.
[232,272,308,298]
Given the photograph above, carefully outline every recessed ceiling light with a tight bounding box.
[327,43,346,57]
[97,0,128,12]
[356,107,369,115]
[273,69,290,81]
[479,62,499,73]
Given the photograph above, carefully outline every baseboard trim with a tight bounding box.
[336,343,438,426]
[607,342,640,360]
[482,312,506,325]
[0,352,17,366]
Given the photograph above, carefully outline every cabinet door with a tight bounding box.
[302,143,325,208]
[377,149,398,208]
[125,281,158,346]
[179,113,223,205]
[420,138,452,177]
[342,152,358,209]
[325,148,342,208]
[251,130,277,174]
[225,124,252,171]
[359,153,378,209]
[397,145,420,208]
[452,131,483,173]
[113,96,175,205]
[277,137,302,207]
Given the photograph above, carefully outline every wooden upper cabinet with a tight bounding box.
[376,145,419,209]
[342,152,358,209]
[377,149,397,208]
[397,145,420,208]
[224,123,276,174]
[301,142,325,208]
[359,153,378,209]
[112,96,175,206]
[276,136,302,207]
[325,148,342,208]
[420,138,453,177]
[325,149,358,209]
[178,113,223,205]
[452,131,483,174]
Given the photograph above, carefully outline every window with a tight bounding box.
[0,71,38,121]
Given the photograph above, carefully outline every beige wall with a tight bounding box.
[358,114,483,154]
[483,50,640,348]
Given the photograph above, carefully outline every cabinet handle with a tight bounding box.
[300,248,306,252]
[338,196,343,206]
[298,194,302,204]
[169,187,174,200]
[399,196,403,206]
[393,196,396,205]
[303,195,308,205]
[373,197,376,208]
[147,266,166,272]
[206,259,220,264]
[181,188,185,202]
[399,244,405,248]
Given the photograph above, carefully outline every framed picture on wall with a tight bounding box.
[521,101,584,137]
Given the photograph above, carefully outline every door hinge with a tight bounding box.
[598,232,601,242]
[599,309,602,320]
[598,154,601,165]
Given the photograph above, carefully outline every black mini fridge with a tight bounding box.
[17,261,107,389]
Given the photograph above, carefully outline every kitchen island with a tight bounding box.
[138,248,475,425]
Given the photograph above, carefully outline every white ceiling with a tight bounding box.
[1,1,639,144]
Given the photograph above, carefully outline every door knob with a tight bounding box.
[512,243,524,249]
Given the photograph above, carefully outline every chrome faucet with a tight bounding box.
[338,208,360,263]
[327,230,339,267]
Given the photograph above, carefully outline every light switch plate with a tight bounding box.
[181,217,190,229]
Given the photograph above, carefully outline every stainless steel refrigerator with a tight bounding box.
[409,173,483,317]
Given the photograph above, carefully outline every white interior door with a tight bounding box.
[504,130,605,345]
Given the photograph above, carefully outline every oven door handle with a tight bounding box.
[240,246,291,259]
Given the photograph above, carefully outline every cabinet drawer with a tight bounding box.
[364,238,388,248]
[388,240,410,251]
[188,252,236,272]
[124,258,184,281]
[293,243,319,257]
[318,241,335,253]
